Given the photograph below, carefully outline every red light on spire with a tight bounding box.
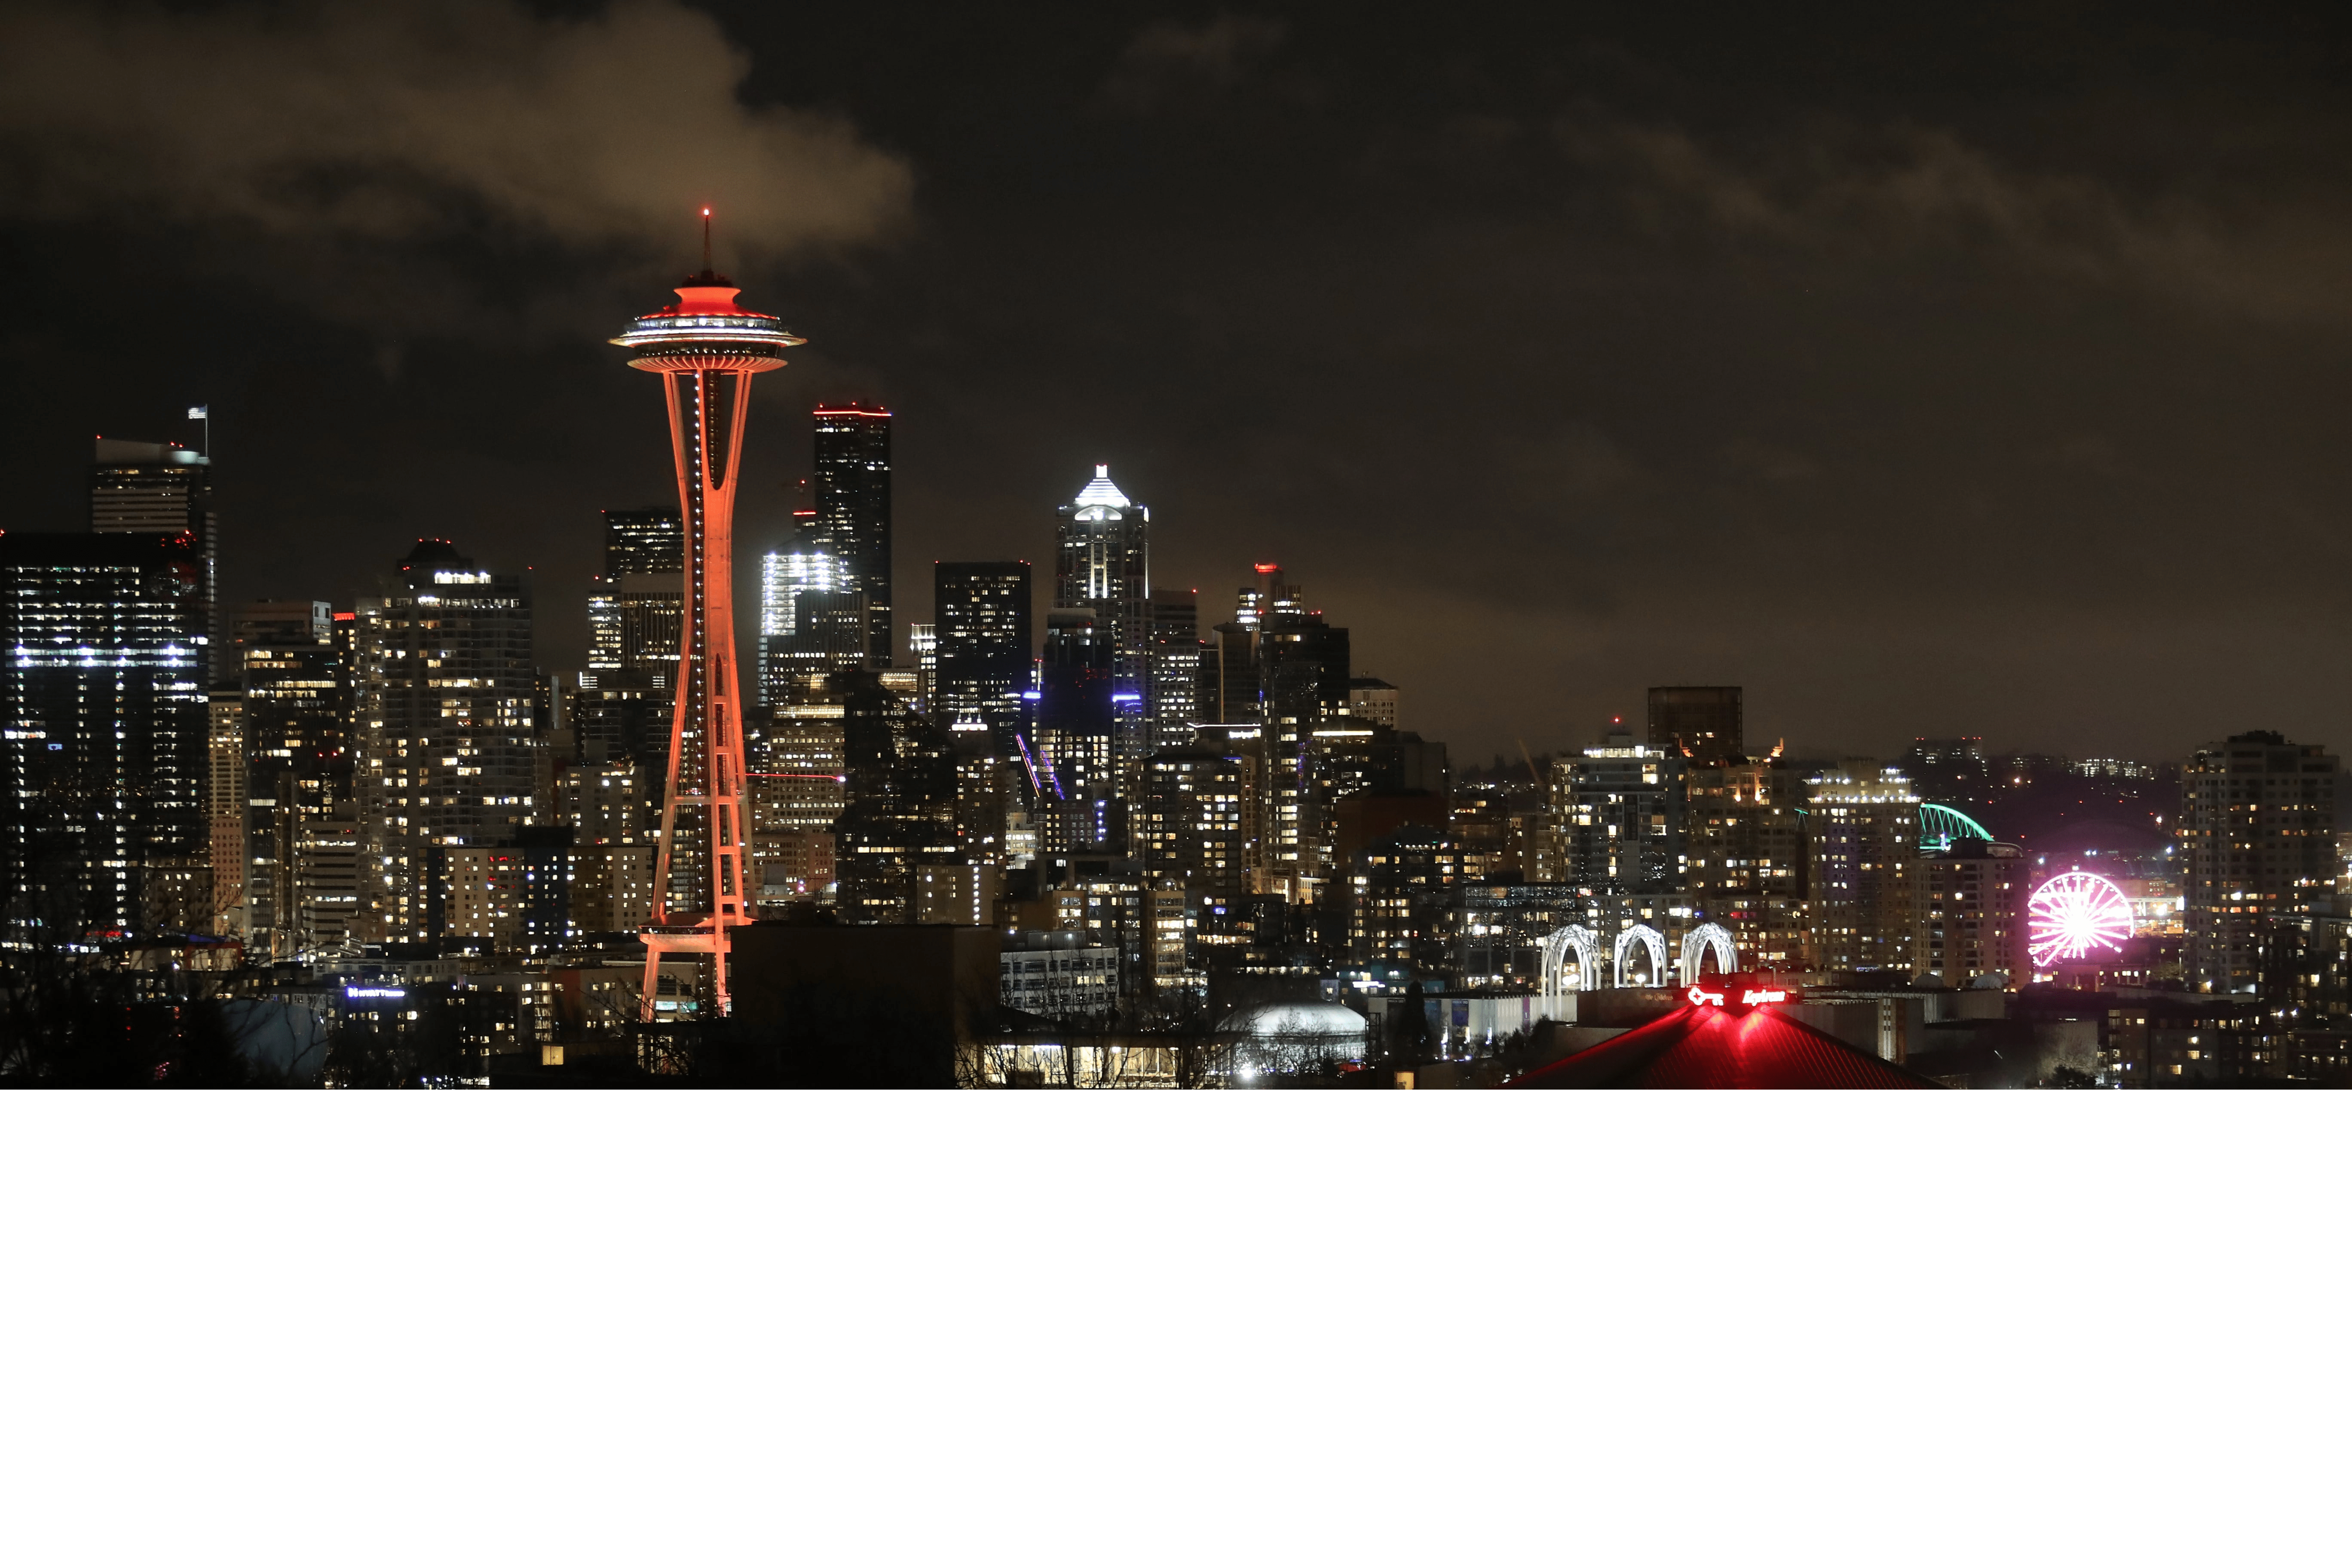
[1254,562,1279,574]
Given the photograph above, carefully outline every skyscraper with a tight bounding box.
[812,404,892,665]
[933,560,1032,749]
[353,541,537,941]
[580,506,684,794]
[234,599,352,960]
[600,506,687,575]
[1247,567,1350,882]
[1055,466,1150,773]
[1207,622,1257,727]
[207,688,246,938]
[758,545,861,701]
[1145,588,1202,754]
[611,237,803,1016]
[91,437,217,679]
[2182,731,2338,993]
[0,530,208,935]
[1032,610,1118,853]
[587,507,683,681]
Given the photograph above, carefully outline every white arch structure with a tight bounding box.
[1540,925,1602,993]
[1678,923,1737,986]
[1614,924,1668,988]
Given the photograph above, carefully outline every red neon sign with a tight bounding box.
[1684,974,1802,1012]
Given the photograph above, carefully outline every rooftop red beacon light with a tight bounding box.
[611,213,805,1021]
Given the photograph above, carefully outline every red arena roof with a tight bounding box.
[1509,1002,1944,1090]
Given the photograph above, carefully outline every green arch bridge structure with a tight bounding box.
[1918,802,1994,854]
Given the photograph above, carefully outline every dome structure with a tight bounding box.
[1216,1001,1370,1040]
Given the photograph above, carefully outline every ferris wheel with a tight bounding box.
[2027,871,2134,971]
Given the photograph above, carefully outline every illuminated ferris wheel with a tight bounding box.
[2027,871,2134,971]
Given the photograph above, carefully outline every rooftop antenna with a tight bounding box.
[701,207,712,274]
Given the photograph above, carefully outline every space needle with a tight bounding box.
[612,212,803,1020]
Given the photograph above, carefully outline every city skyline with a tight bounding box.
[24,413,2326,775]
[7,4,2352,764]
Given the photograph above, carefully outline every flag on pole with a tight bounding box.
[187,406,208,419]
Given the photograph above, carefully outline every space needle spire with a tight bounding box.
[612,213,804,1020]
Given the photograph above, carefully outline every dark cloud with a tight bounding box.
[1561,116,2352,328]
[1099,14,1289,110]
[0,1,910,331]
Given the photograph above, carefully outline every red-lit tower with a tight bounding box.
[612,217,804,1019]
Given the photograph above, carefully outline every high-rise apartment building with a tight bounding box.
[1553,726,1682,894]
[1683,758,1805,971]
[1348,825,1464,968]
[811,405,892,664]
[0,531,208,935]
[234,600,352,959]
[91,437,217,679]
[833,674,957,922]
[934,560,1031,748]
[1804,765,1920,974]
[447,830,582,953]
[353,540,538,941]
[1913,837,2026,986]
[2182,731,2338,993]
[1142,750,1248,901]
[1647,686,1744,767]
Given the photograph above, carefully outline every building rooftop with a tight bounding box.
[1070,464,1133,511]
[1510,1001,1943,1089]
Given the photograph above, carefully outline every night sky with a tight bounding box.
[6,1,2352,766]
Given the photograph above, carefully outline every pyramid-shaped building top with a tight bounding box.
[1069,464,1135,513]
[1509,1001,1944,1089]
